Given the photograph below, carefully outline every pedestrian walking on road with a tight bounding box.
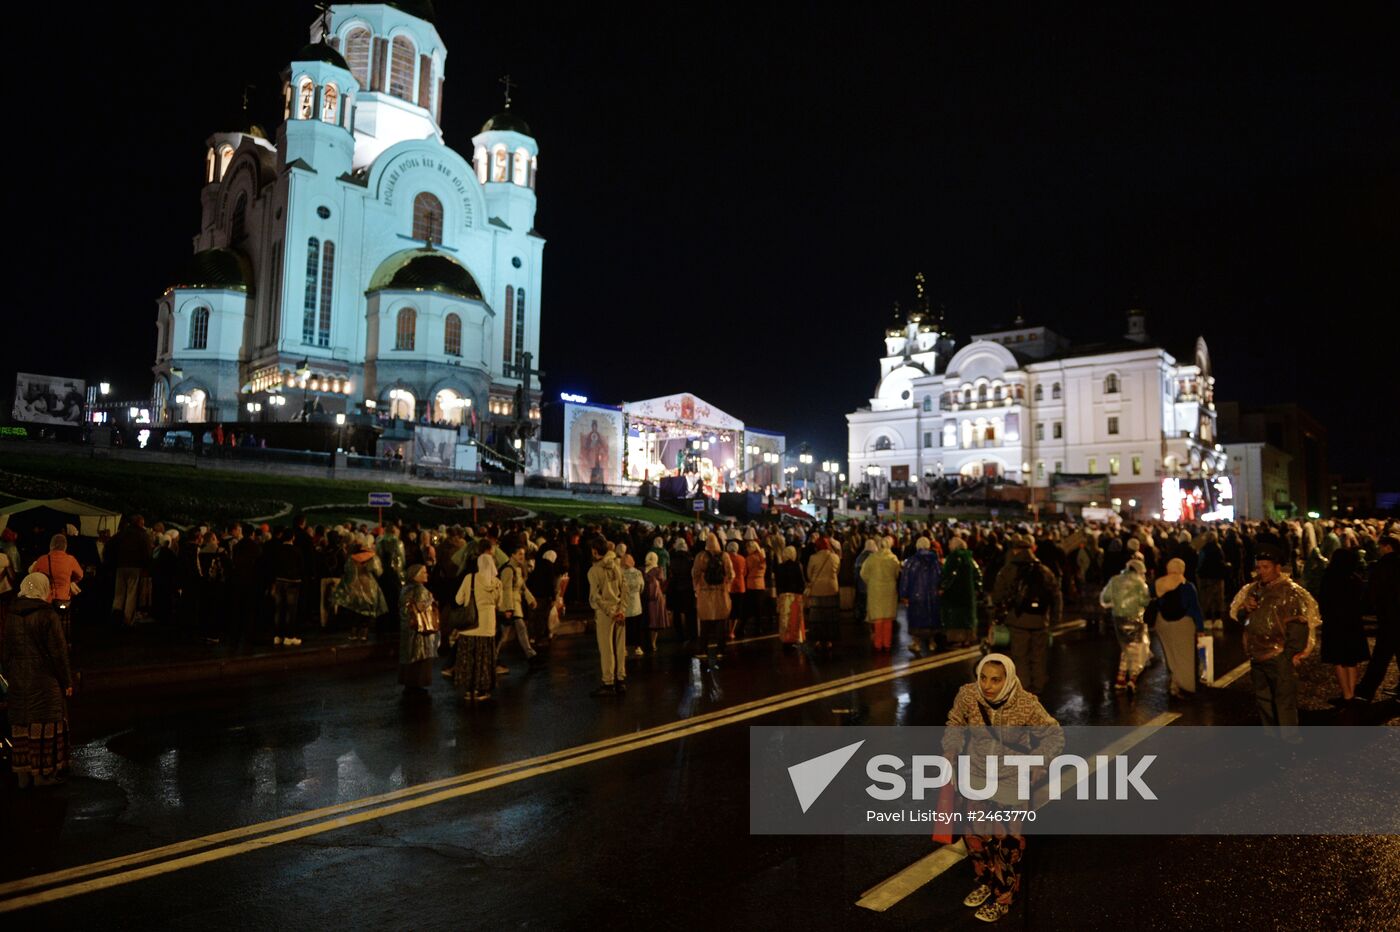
[3,574,73,788]
[991,535,1060,694]
[622,553,645,657]
[939,536,981,647]
[398,564,438,692]
[1318,547,1369,703]
[1230,535,1321,732]
[453,540,501,702]
[805,538,841,651]
[1100,558,1152,695]
[1355,531,1399,702]
[333,538,387,642]
[1152,557,1204,698]
[588,537,628,694]
[860,537,901,652]
[693,533,735,665]
[943,653,1063,924]
[668,540,696,645]
[900,537,942,657]
[775,546,806,646]
[497,541,539,667]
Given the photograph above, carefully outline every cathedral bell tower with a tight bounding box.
[472,76,539,234]
[278,40,358,177]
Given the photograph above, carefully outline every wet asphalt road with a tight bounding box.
[3,614,1398,931]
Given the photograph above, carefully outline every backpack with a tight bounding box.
[703,552,726,586]
[1014,563,1051,614]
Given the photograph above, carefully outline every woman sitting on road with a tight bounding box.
[943,653,1063,924]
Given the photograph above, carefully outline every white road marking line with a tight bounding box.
[855,710,1180,914]
[6,626,1089,908]
[1211,661,1251,688]
[856,840,968,912]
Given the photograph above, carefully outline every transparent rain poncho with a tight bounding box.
[1100,568,1152,646]
[1229,575,1322,661]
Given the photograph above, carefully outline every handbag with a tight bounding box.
[931,781,961,844]
[445,572,480,639]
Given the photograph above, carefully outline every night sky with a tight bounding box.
[6,4,1397,485]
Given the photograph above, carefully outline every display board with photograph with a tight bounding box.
[12,373,86,426]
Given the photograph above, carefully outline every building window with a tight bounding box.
[444,313,462,356]
[1034,384,1043,402]
[189,307,210,350]
[474,145,488,184]
[502,285,514,367]
[978,383,988,402]
[1104,373,1120,394]
[1053,421,1063,440]
[985,424,996,442]
[515,288,526,365]
[1088,457,1098,474]
[1132,455,1142,476]
[317,241,335,347]
[491,145,509,183]
[943,423,957,448]
[297,77,315,119]
[412,192,443,244]
[395,307,417,351]
[1036,461,1045,480]
[265,241,282,345]
[230,193,247,243]
[874,435,893,451]
[1054,460,1063,474]
[1110,456,1121,476]
[302,237,320,344]
[389,36,417,100]
[1052,382,1061,400]
[923,431,933,448]
[921,395,932,412]
[1108,416,1119,435]
[1035,422,1044,441]
[513,148,530,186]
[344,27,371,86]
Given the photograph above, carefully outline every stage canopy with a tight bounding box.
[0,497,123,537]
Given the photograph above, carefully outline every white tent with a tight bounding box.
[0,497,123,537]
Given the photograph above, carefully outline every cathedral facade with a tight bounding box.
[847,283,1228,516]
[153,1,543,433]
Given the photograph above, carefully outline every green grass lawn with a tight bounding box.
[0,449,677,528]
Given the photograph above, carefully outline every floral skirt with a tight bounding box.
[453,635,496,697]
[11,721,69,781]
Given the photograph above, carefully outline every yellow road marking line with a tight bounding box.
[0,636,1039,912]
[856,710,1179,913]
[1211,661,1251,688]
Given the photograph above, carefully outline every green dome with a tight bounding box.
[293,42,350,71]
[171,248,251,292]
[481,110,532,136]
[368,249,482,300]
[387,0,436,21]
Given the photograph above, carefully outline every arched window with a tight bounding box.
[1052,382,1061,400]
[318,241,335,347]
[297,77,315,119]
[529,155,538,189]
[189,307,210,350]
[322,82,339,124]
[395,306,417,351]
[302,237,320,344]
[515,288,526,364]
[389,36,416,100]
[265,241,282,345]
[874,435,893,452]
[344,27,371,86]
[502,285,514,367]
[412,192,443,243]
[1034,384,1043,402]
[977,383,988,402]
[513,148,530,186]
[230,193,247,242]
[218,145,234,180]
[491,145,509,182]
[474,145,488,184]
[444,313,462,356]
[1104,373,1120,394]
[921,395,932,412]
[205,148,215,183]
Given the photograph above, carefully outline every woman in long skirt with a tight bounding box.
[643,552,668,653]
[1153,557,1204,697]
[398,564,438,692]
[3,574,73,787]
[1319,548,1370,702]
[453,541,500,702]
[775,547,806,645]
[805,538,840,650]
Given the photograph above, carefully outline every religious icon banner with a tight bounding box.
[563,402,624,487]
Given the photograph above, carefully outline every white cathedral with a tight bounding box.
[846,277,1229,515]
[153,1,542,431]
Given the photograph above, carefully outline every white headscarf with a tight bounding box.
[18,572,51,601]
[975,652,1020,708]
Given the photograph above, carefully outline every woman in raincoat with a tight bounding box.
[398,564,438,692]
[333,536,388,642]
[859,537,902,652]
[1100,557,1152,694]
[898,537,942,657]
[939,536,982,646]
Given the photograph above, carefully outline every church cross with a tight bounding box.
[499,74,518,109]
[314,0,334,39]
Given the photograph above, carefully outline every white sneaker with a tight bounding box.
[273,636,282,646]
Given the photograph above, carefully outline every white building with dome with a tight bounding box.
[152,1,544,434]
[846,279,1228,516]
